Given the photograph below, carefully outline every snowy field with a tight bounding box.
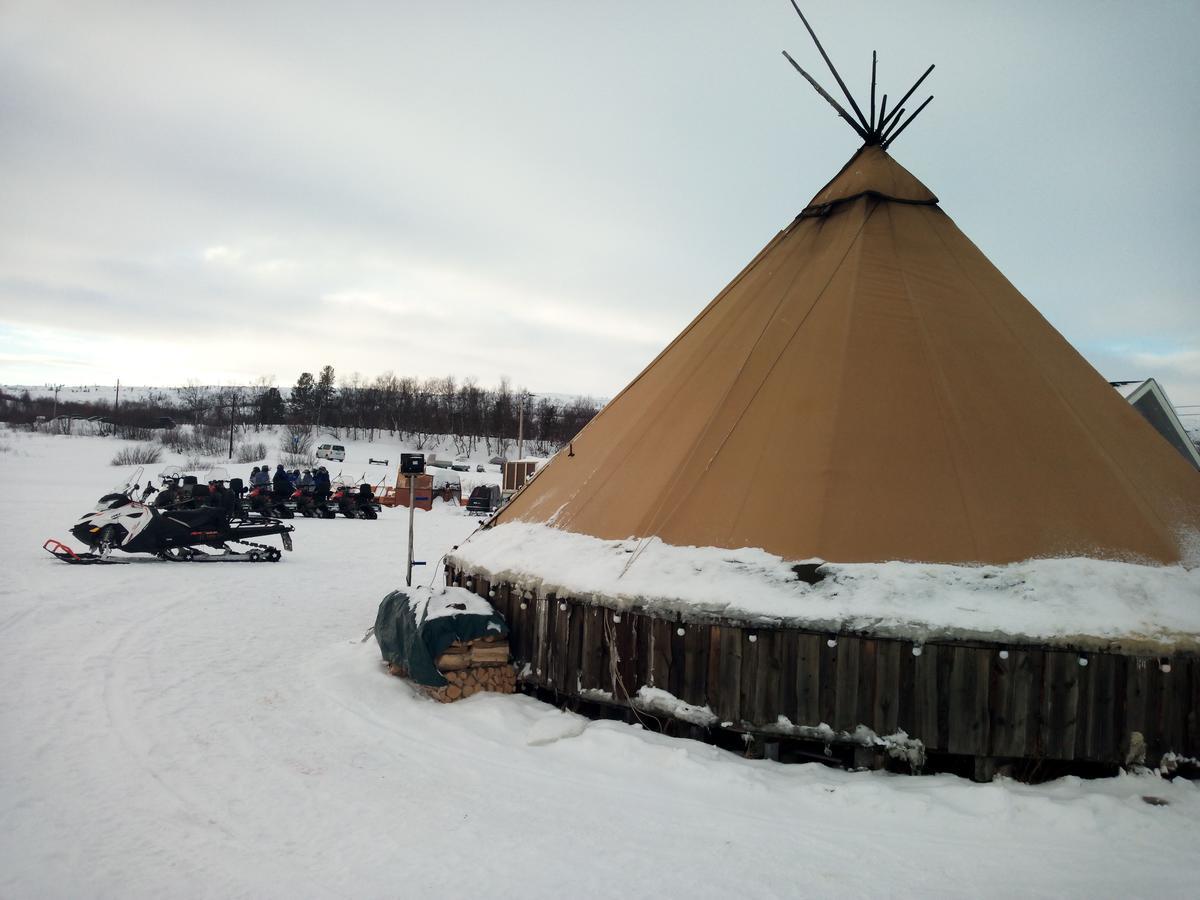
[1,425,1198,899]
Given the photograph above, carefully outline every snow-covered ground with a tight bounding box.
[1,425,1198,898]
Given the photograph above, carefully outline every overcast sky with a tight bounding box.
[1,0,1197,409]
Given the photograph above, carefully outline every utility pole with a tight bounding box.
[517,392,525,459]
[50,384,63,421]
[228,393,237,460]
[114,378,120,417]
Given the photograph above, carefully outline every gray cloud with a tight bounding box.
[0,0,1197,403]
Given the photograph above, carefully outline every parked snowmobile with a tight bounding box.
[44,470,294,564]
[291,487,336,519]
[331,483,379,519]
[247,484,295,519]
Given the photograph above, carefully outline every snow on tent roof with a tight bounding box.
[486,145,1200,566]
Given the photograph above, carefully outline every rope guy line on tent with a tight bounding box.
[784,4,935,150]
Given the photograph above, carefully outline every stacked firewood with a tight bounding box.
[387,635,516,702]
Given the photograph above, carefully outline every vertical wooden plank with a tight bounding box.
[739,630,759,725]
[857,639,878,735]
[543,594,559,690]
[1122,656,1149,740]
[759,630,782,729]
[819,636,839,729]
[553,598,572,692]
[1188,658,1200,756]
[653,618,673,691]
[565,601,583,693]
[990,649,1035,759]
[680,624,709,707]
[668,621,686,699]
[490,581,507,621]
[1041,650,1080,760]
[776,630,798,728]
[716,626,742,724]
[614,611,637,702]
[636,615,655,690]
[833,637,860,733]
[706,626,722,711]
[947,646,975,755]
[522,592,538,677]
[533,597,550,686]
[911,644,940,750]
[935,643,955,750]
[987,648,1012,757]
[1082,652,1117,762]
[509,589,527,667]
[579,606,602,691]
[794,633,821,727]
[873,640,901,735]
[896,640,916,738]
[1072,654,1095,762]
[631,613,648,690]
[1161,659,1186,756]
[1144,660,1166,762]
[1011,650,1037,759]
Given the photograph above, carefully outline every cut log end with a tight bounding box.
[421,664,518,703]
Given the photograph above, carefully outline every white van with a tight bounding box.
[316,443,346,462]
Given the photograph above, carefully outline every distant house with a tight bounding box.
[1111,379,1200,471]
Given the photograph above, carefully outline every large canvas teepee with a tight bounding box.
[493,145,1200,565]
[448,11,1200,775]
[451,12,1200,777]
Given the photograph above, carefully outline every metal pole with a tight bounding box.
[406,474,416,587]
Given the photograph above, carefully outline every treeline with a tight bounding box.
[0,368,601,457]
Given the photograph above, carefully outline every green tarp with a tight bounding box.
[374,586,508,687]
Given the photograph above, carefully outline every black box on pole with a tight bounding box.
[400,453,426,475]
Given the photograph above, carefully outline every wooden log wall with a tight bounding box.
[449,567,1199,767]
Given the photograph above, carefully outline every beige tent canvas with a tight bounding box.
[492,144,1200,565]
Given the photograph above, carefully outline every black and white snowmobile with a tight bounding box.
[44,471,294,564]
